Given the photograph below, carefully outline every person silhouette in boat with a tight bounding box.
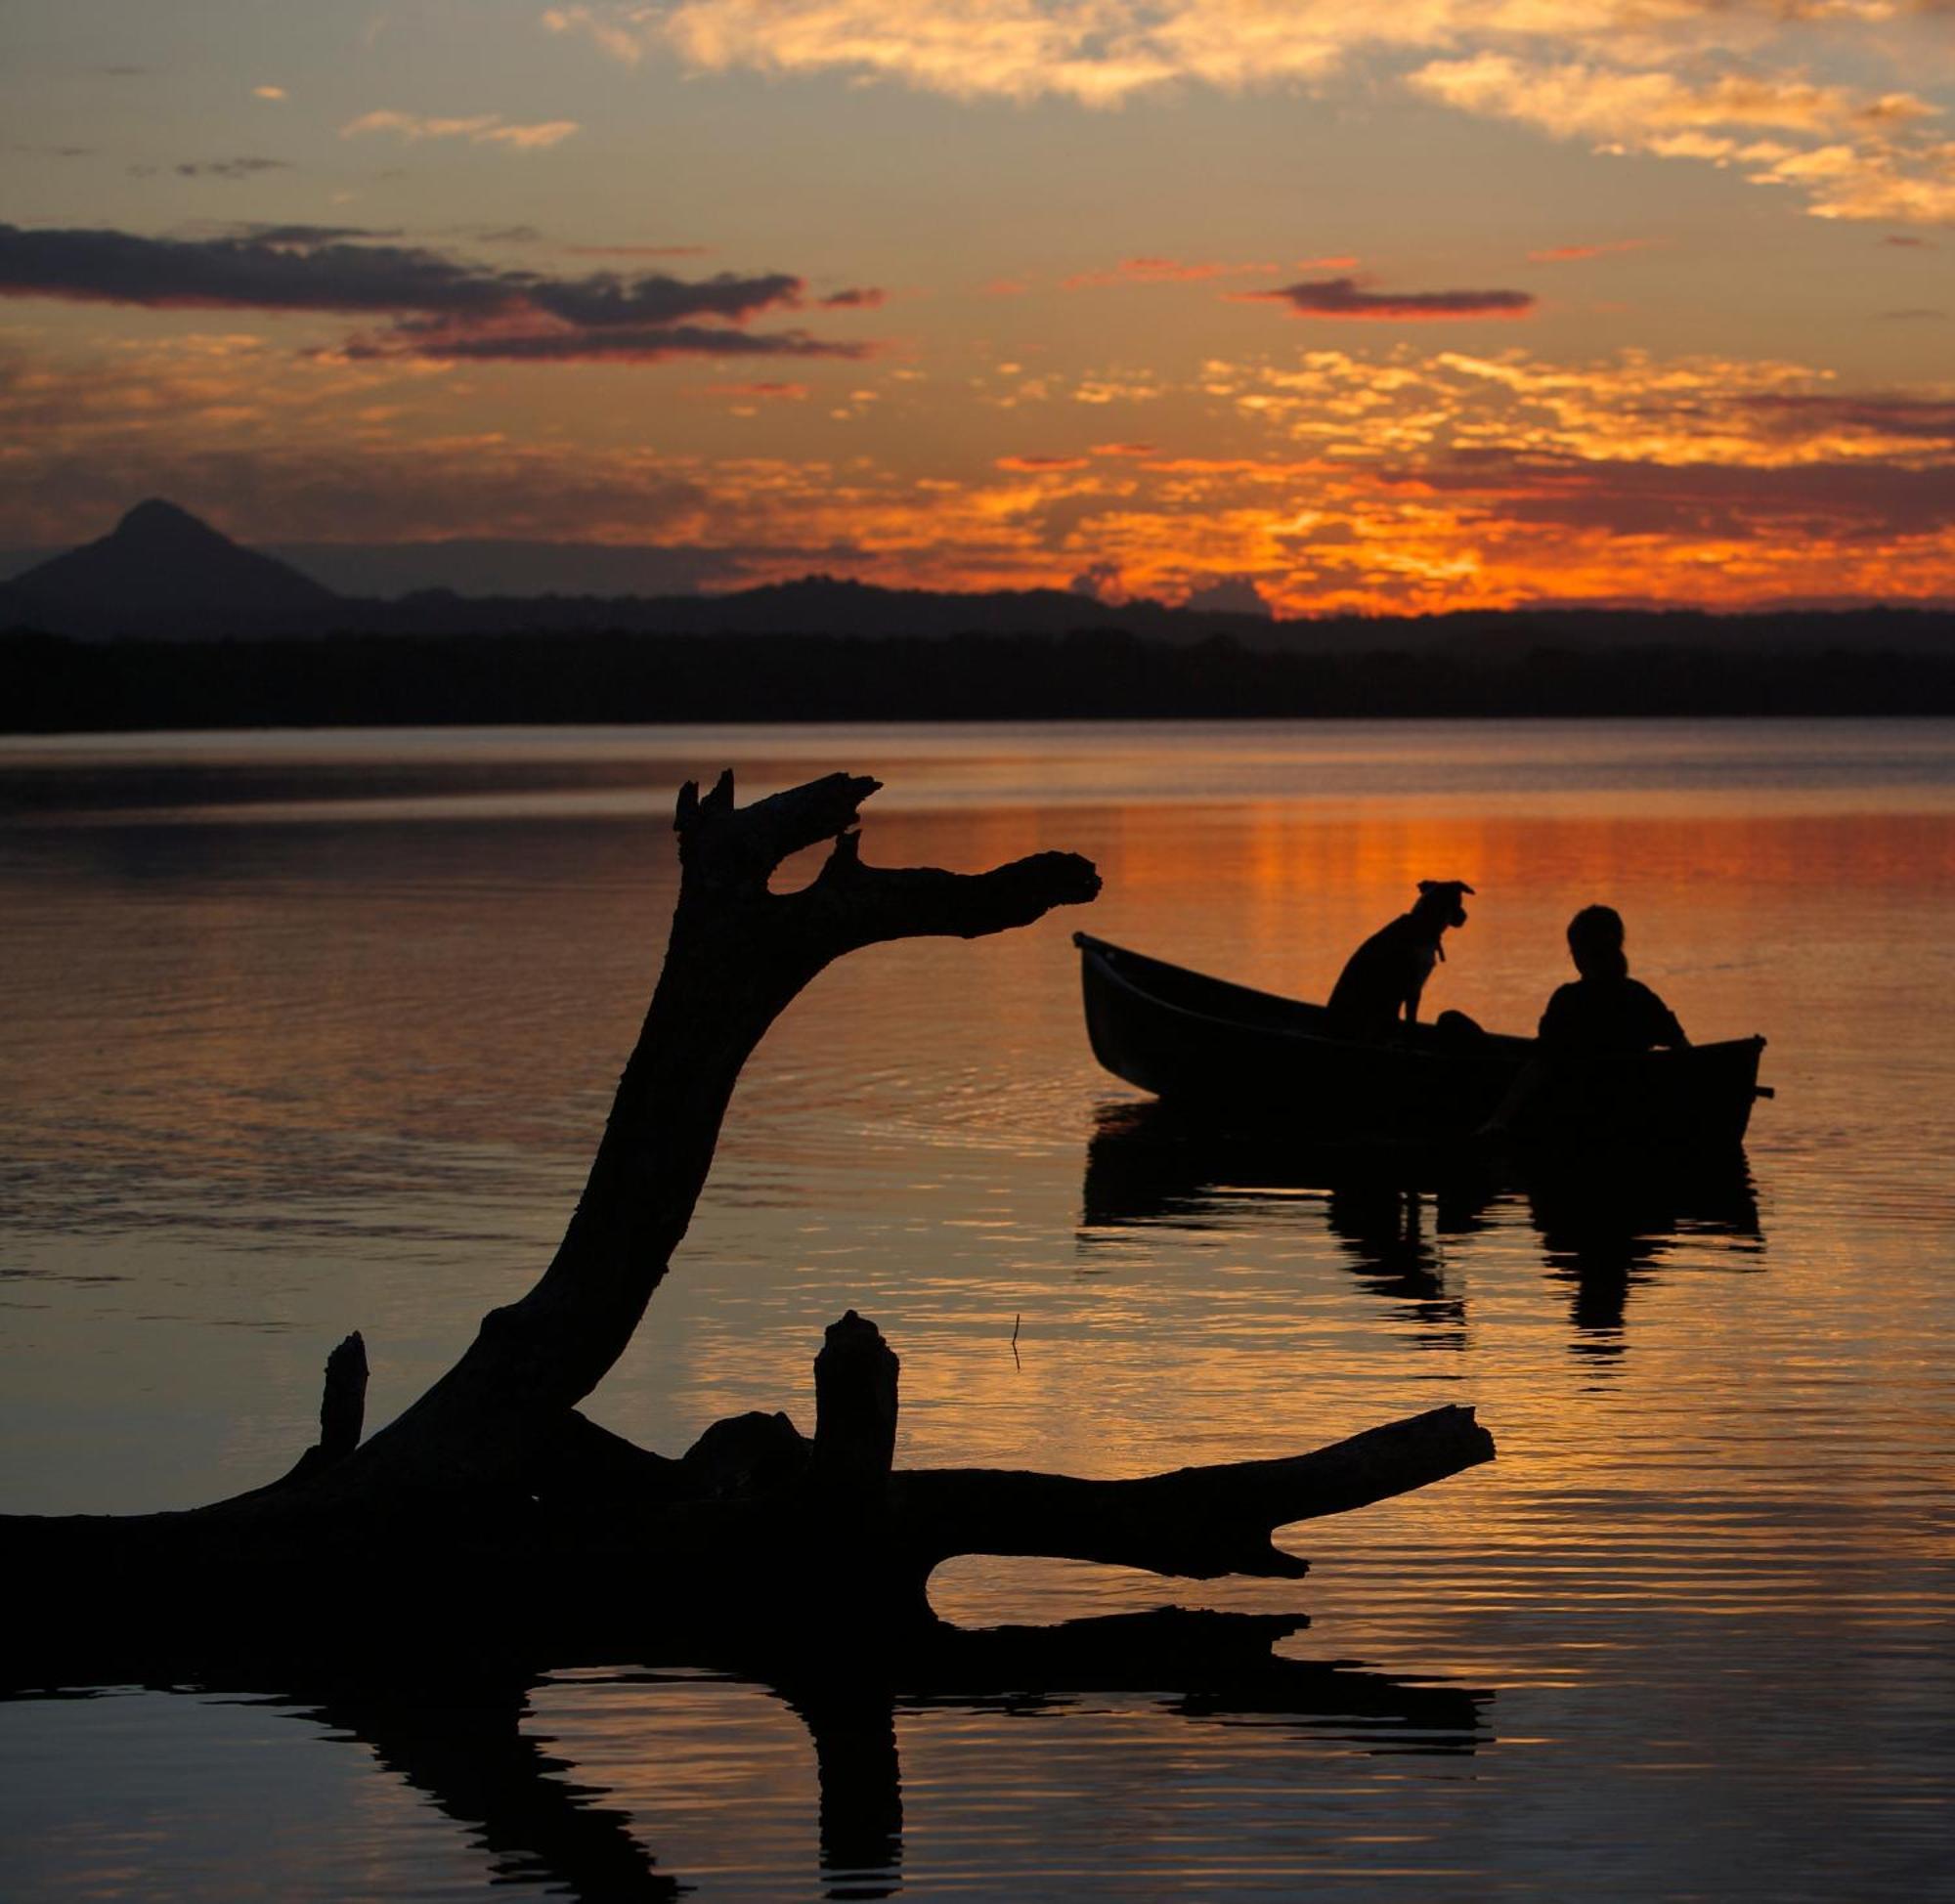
[1479,904,1687,1137]
[1539,905,1688,1056]
[1325,880,1475,1042]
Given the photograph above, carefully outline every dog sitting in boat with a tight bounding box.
[1325,881,1475,1041]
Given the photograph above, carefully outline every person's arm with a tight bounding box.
[1639,982,1688,1048]
[1479,1056,1545,1137]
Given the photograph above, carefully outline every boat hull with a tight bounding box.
[1076,932,1766,1152]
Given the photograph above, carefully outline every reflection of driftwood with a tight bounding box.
[896,1606,1487,1736]
[277,1609,1488,1904]
[307,1675,681,1903]
[785,1679,906,1892]
[3,771,1493,1683]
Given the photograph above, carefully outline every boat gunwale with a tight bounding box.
[1073,930,1765,1072]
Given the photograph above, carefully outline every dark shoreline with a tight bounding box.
[10,624,1955,733]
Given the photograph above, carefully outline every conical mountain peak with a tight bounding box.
[116,498,224,540]
[10,498,339,627]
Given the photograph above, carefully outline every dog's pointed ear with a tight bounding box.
[1417,880,1439,896]
[1459,882,1476,895]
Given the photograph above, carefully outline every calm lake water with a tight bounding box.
[2,720,1952,1900]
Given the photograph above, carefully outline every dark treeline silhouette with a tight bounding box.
[12,624,1955,732]
[6,505,1951,653]
[6,499,1949,726]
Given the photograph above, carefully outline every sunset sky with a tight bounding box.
[3,0,1951,613]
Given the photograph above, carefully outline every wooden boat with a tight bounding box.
[1075,932,1769,1151]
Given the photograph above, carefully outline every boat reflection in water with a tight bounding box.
[1526,1156,1763,1359]
[1080,1102,1762,1360]
[226,1609,1491,1902]
[1322,1177,1486,1344]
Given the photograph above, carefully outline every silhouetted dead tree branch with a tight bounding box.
[2,770,1493,1682]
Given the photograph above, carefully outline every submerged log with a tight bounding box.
[0,770,1495,1685]
[4,1310,1493,1682]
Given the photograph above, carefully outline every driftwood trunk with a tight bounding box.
[2,769,1494,1684]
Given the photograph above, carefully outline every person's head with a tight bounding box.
[1412,880,1474,931]
[1567,904,1629,979]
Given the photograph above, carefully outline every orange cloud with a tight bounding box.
[4,333,1949,616]
[706,380,810,400]
[341,109,582,151]
[1064,256,1280,289]
[1528,239,1654,262]
[536,3,1955,237]
[547,0,1924,109]
[1210,347,1955,470]
[1412,55,1955,225]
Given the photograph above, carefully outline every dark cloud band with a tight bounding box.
[1243,277,1536,320]
[173,157,292,180]
[0,222,877,363]
[526,271,803,327]
[1739,393,1955,438]
[347,323,868,362]
[0,224,525,314]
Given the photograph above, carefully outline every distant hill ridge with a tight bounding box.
[0,500,1284,641]
[1,500,1951,651]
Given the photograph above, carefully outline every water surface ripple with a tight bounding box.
[2,721,1951,1900]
